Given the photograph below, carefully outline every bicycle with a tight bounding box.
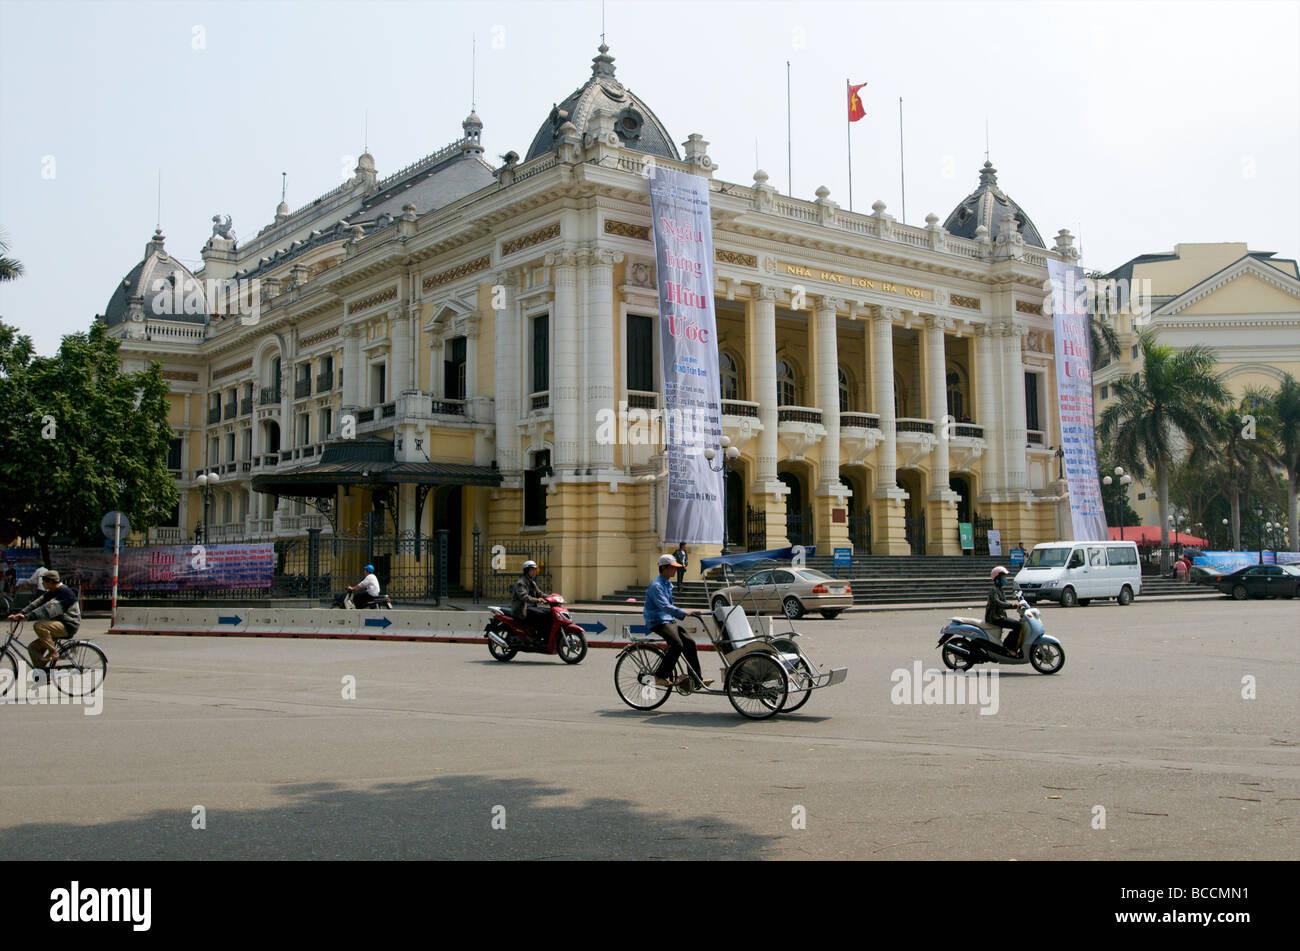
[0,618,107,700]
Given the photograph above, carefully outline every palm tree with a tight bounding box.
[1188,394,1275,549]
[1098,332,1228,573]
[0,231,22,282]
[1086,270,1122,370]
[1261,373,1300,552]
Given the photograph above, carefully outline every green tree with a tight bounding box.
[1086,269,1122,371]
[1259,373,1300,552]
[1097,332,1228,572]
[0,320,177,563]
[1185,394,1275,549]
[0,230,22,283]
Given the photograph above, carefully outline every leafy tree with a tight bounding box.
[1185,394,1275,549]
[1086,269,1122,371]
[0,320,177,564]
[1097,332,1228,572]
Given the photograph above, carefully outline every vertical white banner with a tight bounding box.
[1048,259,1109,541]
[649,167,723,544]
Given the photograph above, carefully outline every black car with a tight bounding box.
[1208,564,1300,600]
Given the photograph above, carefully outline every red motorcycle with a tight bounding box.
[484,594,588,664]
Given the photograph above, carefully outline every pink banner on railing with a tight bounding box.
[49,544,274,591]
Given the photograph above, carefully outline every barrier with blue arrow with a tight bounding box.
[218,615,242,626]
[364,617,392,629]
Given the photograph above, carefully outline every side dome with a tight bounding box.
[524,43,681,162]
[943,161,1045,249]
[101,228,208,326]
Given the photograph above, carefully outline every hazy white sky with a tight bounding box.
[2,0,1297,356]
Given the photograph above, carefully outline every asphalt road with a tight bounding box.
[2,597,1296,860]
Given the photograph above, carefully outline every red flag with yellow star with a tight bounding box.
[848,82,867,122]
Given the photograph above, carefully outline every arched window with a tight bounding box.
[839,368,852,413]
[776,359,797,406]
[720,351,741,401]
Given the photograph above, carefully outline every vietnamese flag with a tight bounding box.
[848,82,867,122]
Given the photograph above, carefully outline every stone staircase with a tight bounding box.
[600,554,1220,608]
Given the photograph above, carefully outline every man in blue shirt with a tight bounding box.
[645,553,711,688]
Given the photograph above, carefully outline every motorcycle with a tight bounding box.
[332,591,394,610]
[935,597,1065,674]
[484,594,588,664]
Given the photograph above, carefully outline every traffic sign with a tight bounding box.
[101,510,130,540]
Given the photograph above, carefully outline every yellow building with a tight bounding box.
[99,45,1086,599]
[1093,242,1300,525]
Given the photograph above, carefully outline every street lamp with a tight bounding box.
[1222,517,1229,550]
[196,471,220,543]
[1254,501,1264,564]
[703,435,741,555]
[1103,467,1132,541]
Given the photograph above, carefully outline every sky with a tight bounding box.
[1,0,1297,356]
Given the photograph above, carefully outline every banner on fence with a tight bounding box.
[1048,258,1108,542]
[650,166,724,545]
[48,543,275,591]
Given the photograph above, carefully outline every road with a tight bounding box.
[1,598,1296,860]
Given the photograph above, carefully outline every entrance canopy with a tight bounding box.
[1108,525,1208,546]
[251,438,502,497]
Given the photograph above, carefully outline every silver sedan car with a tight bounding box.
[711,568,853,619]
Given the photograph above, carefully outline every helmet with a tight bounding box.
[522,560,538,570]
[364,564,375,573]
[990,566,1009,581]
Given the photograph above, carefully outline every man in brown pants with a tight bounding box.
[8,569,81,667]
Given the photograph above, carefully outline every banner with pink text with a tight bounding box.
[48,543,275,591]
[649,167,724,545]
[1049,259,1108,541]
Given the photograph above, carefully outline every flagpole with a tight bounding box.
[898,97,906,224]
[787,61,792,196]
[846,79,853,212]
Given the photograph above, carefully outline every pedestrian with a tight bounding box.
[673,542,688,587]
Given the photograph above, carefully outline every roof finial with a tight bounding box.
[364,108,369,152]
[984,117,989,163]
[155,170,161,231]
[601,0,606,48]
[281,171,287,204]
[471,34,476,112]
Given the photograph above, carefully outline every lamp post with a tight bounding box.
[1222,517,1229,550]
[703,435,741,555]
[196,471,220,543]
[1102,467,1131,540]
[1254,501,1264,563]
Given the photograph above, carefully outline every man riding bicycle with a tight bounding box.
[645,553,712,689]
[7,569,81,667]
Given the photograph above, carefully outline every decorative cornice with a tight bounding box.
[299,326,339,349]
[212,358,252,381]
[422,255,492,290]
[716,249,757,268]
[349,285,398,313]
[162,369,200,383]
[1015,299,1043,315]
[1157,257,1300,318]
[503,222,560,255]
[604,219,649,241]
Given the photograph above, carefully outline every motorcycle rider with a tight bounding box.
[511,560,549,640]
[335,564,380,609]
[645,553,712,688]
[986,566,1021,656]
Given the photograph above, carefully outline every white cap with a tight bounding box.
[659,553,685,569]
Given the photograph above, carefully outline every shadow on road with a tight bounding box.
[0,773,770,860]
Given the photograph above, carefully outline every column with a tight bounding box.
[493,269,522,474]
[281,326,297,456]
[389,308,411,395]
[813,296,850,551]
[341,322,363,409]
[870,307,909,553]
[974,323,1003,500]
[1001,320,1029,495]
[925,314,961,554]
[548,249,580,470]
[586,249,621,471]
[749,284,787,545]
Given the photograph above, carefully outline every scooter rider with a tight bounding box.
[511,560,549,639]
[336,564,380,609]
[645,553,712,689]
[986,566,1021,656]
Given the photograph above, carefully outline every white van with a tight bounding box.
[1014,541,1142,607]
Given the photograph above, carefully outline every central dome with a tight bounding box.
[524,43,681,163]
[943,161,1045,249]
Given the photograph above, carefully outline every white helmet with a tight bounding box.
[522,560,538,570]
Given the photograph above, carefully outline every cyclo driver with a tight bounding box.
[644,553,712,689]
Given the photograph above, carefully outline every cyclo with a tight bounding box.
[613,549,848,719]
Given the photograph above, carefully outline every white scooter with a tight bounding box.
[935,598,1065,674]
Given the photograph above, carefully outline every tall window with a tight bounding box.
[776,359,797,406]
[297,412,310,447]
[627,314,654,392]
[1024,373,1041,431]
[370,362,386,404]
[524,449,550,526]
[531,314,550,394]
[838,368,851,412]
[319,407,333,440]
[445,336,467,400]
[720,351,740,401]
[240,429,252,460]
[167,437,183,471]
[225,432,235,461]
[946,369,965,420]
